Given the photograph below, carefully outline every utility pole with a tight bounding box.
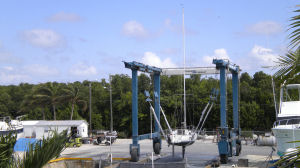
[89,82,92,134]
[109,75,113,133]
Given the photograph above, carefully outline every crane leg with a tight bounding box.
[182,146,186,159]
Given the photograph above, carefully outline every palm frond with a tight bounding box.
[17,130,69,168]
[274,49,300,83]
[274,148,300,167]
[288,9,300,50]
[0,133,17,168]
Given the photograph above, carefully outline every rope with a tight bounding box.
[160,106,172,132]
[195,102,210,131]
[199,102,214,131]
[148,102,167,140]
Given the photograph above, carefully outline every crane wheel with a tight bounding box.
[220,154,228,164]
[131,148,139,162]
[154,142,161,154]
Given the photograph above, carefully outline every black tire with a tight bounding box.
[131,148,139,162]
[105,141,110,146]
[220,154,228,164]
[154,142,161,154]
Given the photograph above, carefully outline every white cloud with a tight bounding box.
[48,12,82,22]
[22,29,65,49]
[122,21,148,39]
[0,51,22,64]
[236,45,278,72]
[69,62,97,76]
[247,21,282,36]
[202,48,230,64]
[250,45,277,66]
[0,71,30,85]
[24,64,59,76]
[141,52,176,68]
[2,66,13,71]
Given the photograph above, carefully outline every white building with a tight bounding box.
[22,120,88,139]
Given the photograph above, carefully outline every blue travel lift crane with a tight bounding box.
[213,59,242,164]
[124,61,162,162]
[124,59,241,163]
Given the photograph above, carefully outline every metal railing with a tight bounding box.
[273,117,300,127]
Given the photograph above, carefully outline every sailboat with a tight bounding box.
[145,87,217,158]
[144,7,218,158]
[165,7,197,157]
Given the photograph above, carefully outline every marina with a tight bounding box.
[1,1,300,168]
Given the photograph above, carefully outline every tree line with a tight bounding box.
[0,71,285,137]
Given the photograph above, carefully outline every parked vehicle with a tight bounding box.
[93,130,117,145]
[66,137,82,147]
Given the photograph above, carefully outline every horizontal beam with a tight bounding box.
[161,67,230,76]
[213,59,241,73]
[124,61,162,74]
[138,132,160,140]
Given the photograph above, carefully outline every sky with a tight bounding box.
[0,0,298,85]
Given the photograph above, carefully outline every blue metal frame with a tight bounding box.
[213,59,241,159]
[153,74,162,147]
[124,61,162,161]
[219,66,227,128]
[131,69,138,147]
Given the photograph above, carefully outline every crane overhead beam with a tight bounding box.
[161,67,230,76]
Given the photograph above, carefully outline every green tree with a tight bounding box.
[32,82,62,120]
[0,92,12,117]
[60,85,87,120]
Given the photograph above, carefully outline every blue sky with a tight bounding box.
[0,0,298,85]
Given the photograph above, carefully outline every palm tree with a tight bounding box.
[0,130,68,168]
[21,94,48,120]
[274,7,300,82]
[273,143,300,167]
[274,49,300,83]
[33,82,61,120]
[0,133,16,167]
[59,85,87,120]
[288,8,300,50]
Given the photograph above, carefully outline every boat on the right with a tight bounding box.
[272,84,300,156]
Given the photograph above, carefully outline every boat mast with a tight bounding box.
[182,6,187,129]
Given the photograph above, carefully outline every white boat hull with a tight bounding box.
[0,120,24,139]
[272,125,300,156]
[167,129,197,146]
